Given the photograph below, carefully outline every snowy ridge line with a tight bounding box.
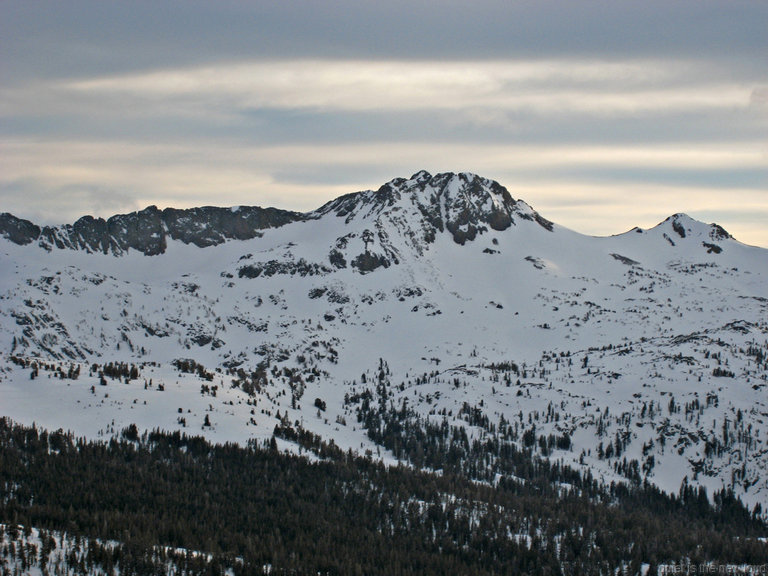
[1,171,767,511]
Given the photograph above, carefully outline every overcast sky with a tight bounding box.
[1,1,766,246]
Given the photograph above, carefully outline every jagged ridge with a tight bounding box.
[1,172,558,256]
[0,205,303,256]
[0,172,740,258]
[315,170,554,245]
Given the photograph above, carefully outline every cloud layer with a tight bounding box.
[1,1,766,246]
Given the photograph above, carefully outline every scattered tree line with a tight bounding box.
[345,359,766,524]
[1,417,766,575]
[173,358,215,381]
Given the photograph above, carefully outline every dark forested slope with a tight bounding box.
[1,418,766,575]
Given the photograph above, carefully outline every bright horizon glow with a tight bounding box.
[2,136,767,247]
[1,2,766,247]
[62,59,752,116]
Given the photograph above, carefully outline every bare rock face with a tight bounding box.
[315,171,552,249]
[306,171,554,275]
[0,213,40,245]
[1,171,551,259]
[351,251,390,274]
[162,206,301,247]
[0,206,304,255]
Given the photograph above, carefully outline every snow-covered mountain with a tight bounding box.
[1,171,767,509]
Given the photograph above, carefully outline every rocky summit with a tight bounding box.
[0,205,302,255]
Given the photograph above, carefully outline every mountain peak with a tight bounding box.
[0,172,556,256]
[618,213,737,253]
[3,172,768,515]
[315,171,553,245]
[12,174,751,259]
[656,213,733,247]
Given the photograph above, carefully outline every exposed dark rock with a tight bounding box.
[525,256,545,270]
[534,213,554,232]
[238,259,332,278]
[0,172,553,257]
[329,249,347,269]
[308,288,327,299]
[351,252,390,274]
[1,205,303,256]
[710,224,731,241]
[611,253,641,266]
[394,286,424,301]
[314,171,541,247]
[162,206,297,247]
[326,288,350,304]
[723,320,752,334]
[70,216,112,253]
[437,173,515,244]
[672,219,687,238]
[0,213,40,245]
[446,220,482,245]
[3,173,726,264]
[112,206,166,255]
[190,333,213,347]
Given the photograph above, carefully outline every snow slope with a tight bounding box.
[1,171,767,508]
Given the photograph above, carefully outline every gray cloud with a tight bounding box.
[1,0,766,247]
[2,1,767,82]
[1,179,140,225]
